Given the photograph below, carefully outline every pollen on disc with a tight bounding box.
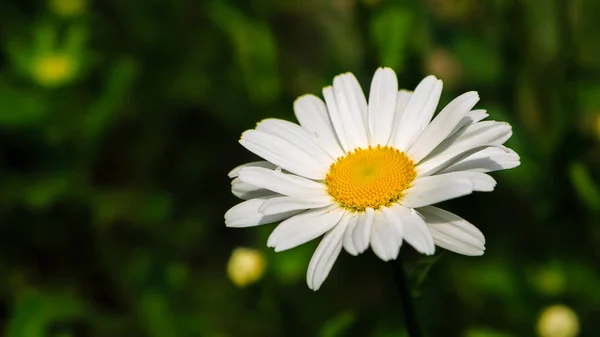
[325,145,417,212]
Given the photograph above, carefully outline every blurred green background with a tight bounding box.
[1,0,599,336]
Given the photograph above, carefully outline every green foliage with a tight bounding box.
[6,291,88,337]
[319,311,355,337]
[0,80,47,126]
[569,161,600,212]
[370,5,414,71]
[464,327,514,337]
[0,0,599,336]
[209,0,280,104]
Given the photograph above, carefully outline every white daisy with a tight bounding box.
[225,68,520,290]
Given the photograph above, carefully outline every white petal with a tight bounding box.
[387,90,412,147]
[240,130,327,180]
[407,92,479,163]
[440,146,521,173]
[231,177,274,200]
[419,206,485,256]
[259,196,334,215]
[402,175,472,208]
[450,109,489,135]
[368,68,398,146]
[416,121,512,176]
[343,215,359,255]
[464,172,497,191]
[237,167,328,199]
[307,212,350,290]
[392,205,435,255]
[332,73,369,148]
[353,207,374,254]
[402,171,496,208]
[416,145,497,177]
[323,86,351,153]
[267,205,344,252]
[256,118,335,166]
[370,207,403,261]
[390,76,443,151]
[294,94,344,158]
[225,198,300,228]
[228,161,275,178]
[441,121,513,153]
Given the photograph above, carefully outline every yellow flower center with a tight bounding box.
[326,145,417,212]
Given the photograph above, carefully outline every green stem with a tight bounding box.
[391,259,423,337]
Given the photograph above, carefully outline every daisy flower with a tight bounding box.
[225,68,520,290]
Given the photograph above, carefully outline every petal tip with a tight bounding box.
[345,248,359,256]
[293,94,318,106]
[376,67,396,75]
[239,129,253,140]
[266,235,276,247]
[333,72,356,83]
[307,281,320,291]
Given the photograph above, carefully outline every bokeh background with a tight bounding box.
[1,0,599,336]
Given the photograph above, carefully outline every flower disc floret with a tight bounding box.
[325,145,417,212]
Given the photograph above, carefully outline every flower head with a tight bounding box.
[227,247,266,287]
[537,305,580,337]
[225,68,520,290]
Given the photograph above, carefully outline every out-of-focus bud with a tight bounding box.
[227,247,266,288]
[49,0,87,17]
[31,53,77,87]
[425,48,463,89]
[537,305,580,337]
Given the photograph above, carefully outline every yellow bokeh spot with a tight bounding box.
[49,0,87,17]
[537,305,580,337]
[32,54,75,87]
[533,266,565,296]
[227,248,266,288]
[326,145,416,212]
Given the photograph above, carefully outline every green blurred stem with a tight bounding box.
[391,259,422,337]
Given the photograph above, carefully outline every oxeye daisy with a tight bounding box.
[225,68,520,291]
